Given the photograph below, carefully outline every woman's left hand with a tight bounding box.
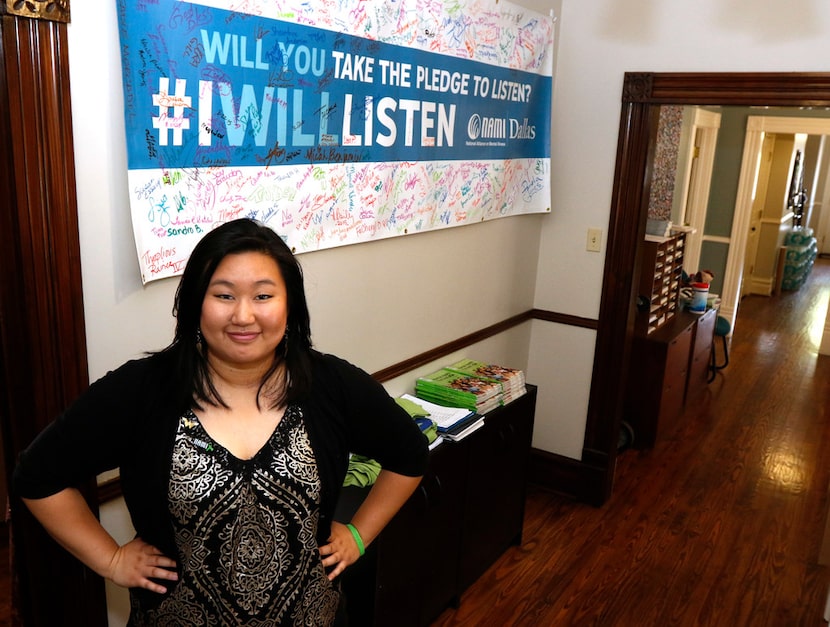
[319,520,362,580]
[320,471,422,580]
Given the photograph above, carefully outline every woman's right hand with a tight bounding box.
[22,489,179,594]
[107,537,178,594]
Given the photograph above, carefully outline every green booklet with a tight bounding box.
[446,358,524,386]
[445,358,526,399]
[415,367,503,412]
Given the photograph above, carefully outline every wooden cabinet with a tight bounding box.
[625,309,716,448]
[336,386,537,626]
[625,314,695,449]
[626,229,717,448]
[372,441,466,627]
[458,389,535,590]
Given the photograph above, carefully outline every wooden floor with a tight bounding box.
[434,257,830,627]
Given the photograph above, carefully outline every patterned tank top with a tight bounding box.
[128,405,339,625]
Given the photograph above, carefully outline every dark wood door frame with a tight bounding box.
[0,2,108,625]
[583,72,830,506]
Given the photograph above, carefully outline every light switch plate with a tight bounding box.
[587,228,602,252]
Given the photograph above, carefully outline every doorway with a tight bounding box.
[581,72,830,506]
[652,109,830,335]
[726,116,830,328]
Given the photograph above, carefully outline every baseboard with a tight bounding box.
[528,448,610,507]
[747,275,775,296]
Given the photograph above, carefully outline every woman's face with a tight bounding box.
[200,251,288,373]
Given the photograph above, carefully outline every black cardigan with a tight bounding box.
[13,350,428,563]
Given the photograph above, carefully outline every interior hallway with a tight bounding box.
[0,261,827,625]
[434,257,830,626]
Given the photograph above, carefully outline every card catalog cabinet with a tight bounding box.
[637,232,686,335]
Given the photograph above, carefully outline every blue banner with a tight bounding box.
[118,0,550,169]
[115,0,554,283]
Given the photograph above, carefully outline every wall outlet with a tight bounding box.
[587,228,602,252]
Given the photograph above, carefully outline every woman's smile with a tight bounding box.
[227,330,260,342]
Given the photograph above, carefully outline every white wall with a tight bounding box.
[67,1,830,624]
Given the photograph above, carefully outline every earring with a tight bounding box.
[196,328,203,350]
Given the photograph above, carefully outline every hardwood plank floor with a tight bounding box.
[433,258,830,627]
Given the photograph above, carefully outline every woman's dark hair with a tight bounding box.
[161,218,312,410]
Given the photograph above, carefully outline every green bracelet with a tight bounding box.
[346,523,365,556]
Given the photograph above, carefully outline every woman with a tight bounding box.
[14,218,428,625]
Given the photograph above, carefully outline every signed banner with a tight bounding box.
[116,0,554,282]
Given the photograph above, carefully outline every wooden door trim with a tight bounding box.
[0,5,107,625]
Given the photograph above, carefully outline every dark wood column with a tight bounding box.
[0,1,107,624]
[579,76,660,506]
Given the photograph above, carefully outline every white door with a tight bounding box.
[741,132,774,298]
[723,116,830,334]
[680,108,721,274]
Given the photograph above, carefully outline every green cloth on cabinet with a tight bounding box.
[395,397,438,444]
[394,396,431,418]
[343,455,382,487]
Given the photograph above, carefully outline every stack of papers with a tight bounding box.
[400,394,484,442]
[415,368,503,414]
[445,358,527,404]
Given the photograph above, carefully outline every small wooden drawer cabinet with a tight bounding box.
[637,233,687,335]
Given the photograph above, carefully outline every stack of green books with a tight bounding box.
[415,367,503,414]
[445,358,527,403]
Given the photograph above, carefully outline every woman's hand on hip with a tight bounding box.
[107,537,178,594]
[320,521,361,580]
